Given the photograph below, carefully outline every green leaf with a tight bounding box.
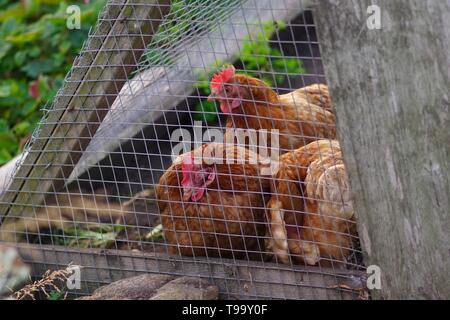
[193,80,210,91]
[0,119,8,132]
[58,41,71,54]
[23,0,41,17]
[14,50,27,65]
[21,59,55,77]
[0,17,20,34]
[145,224,163,242]
[6,29,42,44]
[0,40,12,60]
[20,99,39,117]
[275,74,285,85]
[0,149,12,165]
[0,81,19,98]
[13,121,31,136]
[0,131,18,152]
[47,290,65,301]
[28,46,41,58]
[0,84,11,97]
[276,20,287,30]
[0,6,25,24]
[194,100,218,124]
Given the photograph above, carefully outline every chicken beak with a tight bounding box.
[183,188,193,201]
[207,92,216,102]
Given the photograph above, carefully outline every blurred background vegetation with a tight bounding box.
[0,0,105,165]
[0,0,304,165]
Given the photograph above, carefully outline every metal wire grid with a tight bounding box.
[0,0,365,299]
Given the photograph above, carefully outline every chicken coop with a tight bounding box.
[1,0,449,300]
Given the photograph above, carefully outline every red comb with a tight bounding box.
[210,65,235,90]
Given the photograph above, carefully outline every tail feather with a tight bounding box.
[266,176,303,264]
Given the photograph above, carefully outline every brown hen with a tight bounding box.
[208,65,335,153]
[267,139,357,267]
[156,143,271,260]
[279,83,332,113]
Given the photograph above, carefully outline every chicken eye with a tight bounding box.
[224,86,232,94]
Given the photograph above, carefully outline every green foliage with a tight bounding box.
[240,21,305,87]
[0,0,105,165]
[144,223,164,242]
[47,289,66,300]
[193,21,305,124]
[139,0,241,69]
[52,223,125,248]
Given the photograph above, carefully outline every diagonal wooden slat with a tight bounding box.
[0,0,170,226]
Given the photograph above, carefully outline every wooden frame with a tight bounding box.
[14,243,366,300]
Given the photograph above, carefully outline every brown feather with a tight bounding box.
[279,83,332,113]
[267,140,357,266]
[225,75,336,153]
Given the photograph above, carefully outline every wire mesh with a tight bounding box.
[0,0,366,300]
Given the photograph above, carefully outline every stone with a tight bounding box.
[79,274,174,300]
[150,276,219,300]
[79,274,219,300]
[0,245,30,297]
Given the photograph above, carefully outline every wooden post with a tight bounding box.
[0,0,170,225]
[314,0,450,299]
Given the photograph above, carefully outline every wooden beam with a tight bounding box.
[0,0,170,225]
[314,0,450,299]
[13,243,367,299]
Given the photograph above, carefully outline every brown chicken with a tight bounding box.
[156,143,272,260]
[267,139,357,267]
[207,65,335,153]
[279,83,332,113]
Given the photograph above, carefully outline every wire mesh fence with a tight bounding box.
[0,0,367,299]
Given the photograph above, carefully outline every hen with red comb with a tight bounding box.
[208,65,336,153]
[156,143,271,259]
